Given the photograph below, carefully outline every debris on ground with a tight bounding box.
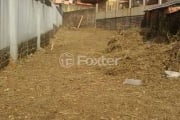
[167,30,180,42]
[0,28,179,120]
[163,41,180,71]
[141,27,180,43]
[37,47,46,53]
[103,28,180,77]
[123,79,143,86]
[164,70,180,78]
[106,36,122,53]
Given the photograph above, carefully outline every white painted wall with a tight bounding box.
[0,0,10,50]
[0,0,62,60]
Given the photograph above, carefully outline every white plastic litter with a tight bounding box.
[123,79,142,86]
[165,71,180,78]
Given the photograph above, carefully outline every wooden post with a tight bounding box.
[77,16,83,29]
[9,0,18,61]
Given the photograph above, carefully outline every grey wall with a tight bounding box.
[96,15,144,30]
[62,8,96,28]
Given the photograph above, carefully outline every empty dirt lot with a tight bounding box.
[0,28,179,120]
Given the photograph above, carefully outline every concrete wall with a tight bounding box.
[96,15,144,30]
[96,5,156,20]
[95,3,156,30]
[17,30,54,59]
[62,8,96,27]
[0,0,62,69]
[0,30,55,70]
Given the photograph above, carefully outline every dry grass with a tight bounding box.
[0,28,179,120]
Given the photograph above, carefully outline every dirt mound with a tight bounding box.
[101,28,180,77]
[141,28,180,43]
[167,30,180,42]
[164,42,180,71]
[139,28,180,71]
[105,36,122,53]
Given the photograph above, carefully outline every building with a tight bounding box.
[144,0,180,35]
[51,0,64,4]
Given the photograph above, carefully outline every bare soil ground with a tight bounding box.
[0,28,179,120]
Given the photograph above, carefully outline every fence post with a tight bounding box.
[95,4,98,28]
[129,0,132,8]
[105,1,108,18]
[96,3,98,13]
[143,0,146,6]
[115,0,118,17]
[9,0,18,61]
[158,0,162,5]
[37,1,41,49]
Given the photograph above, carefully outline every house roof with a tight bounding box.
[145,0,180,12]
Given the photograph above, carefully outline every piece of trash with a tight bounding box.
[51,41,55,51]
[4,88,10,92]
[38,48,46,53]
[123,79,142,86]
[165,70,180,78]
[29,96,35,99]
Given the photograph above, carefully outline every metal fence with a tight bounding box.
[0,0,62,61]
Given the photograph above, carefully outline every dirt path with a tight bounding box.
[0,28,179,120]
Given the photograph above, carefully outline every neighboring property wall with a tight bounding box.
[0,0,62,69]
[95,0,158,30]
[167,11,180,35]
[96,15,144,29]
[63,8,96,27]
[144,8,180,36]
